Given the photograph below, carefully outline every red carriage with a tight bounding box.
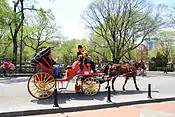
[27,47,141,100]
[27,47,106,100]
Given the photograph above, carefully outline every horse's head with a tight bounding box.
[133,61,145,70]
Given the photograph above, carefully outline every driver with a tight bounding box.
[77,45,96,73]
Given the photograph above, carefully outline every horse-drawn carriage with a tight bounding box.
[27,47,142,100]
[27,47,107,100]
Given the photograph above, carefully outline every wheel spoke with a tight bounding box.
[44,76,52,83]
[33,90,39,96]
[43,74,47,82]
[46,90,52,96]
[35,74,41,82]
[40,91,45,97]
[30,87,38,92]
[47,79,54,84]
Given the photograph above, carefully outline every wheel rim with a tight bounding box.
[33,72,55,91]
[27,72,55,99]
[82,77,100,96]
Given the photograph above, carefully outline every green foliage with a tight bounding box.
[53,39,88,65]
[156,31,175,61]
[87,34,112,62]
[23,9,60,56]
[121,50,136,62]
[154,52,168,67]
[82,0,163,63]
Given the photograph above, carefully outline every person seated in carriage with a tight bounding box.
[52,58,61,79]
[77,45,96,73]
[30,47,62,78]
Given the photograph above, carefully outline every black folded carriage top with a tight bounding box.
[30,46,51,65]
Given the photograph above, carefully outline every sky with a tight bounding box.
[8,0,175,40]
[36,0,94,40]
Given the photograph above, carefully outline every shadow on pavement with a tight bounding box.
[31,90,159,105]
[111,90,159,96]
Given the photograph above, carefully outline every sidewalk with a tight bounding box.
[27,101,175,117]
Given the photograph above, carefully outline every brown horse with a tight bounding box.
[104,61,142,91]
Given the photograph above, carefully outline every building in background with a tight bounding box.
[136,44,148,61]
[143,40,157,51]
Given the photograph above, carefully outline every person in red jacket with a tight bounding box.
[1,58,10,77]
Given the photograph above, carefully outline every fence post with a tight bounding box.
[148,84,152,98]
[53,88,59,107]
[107,86,112,102]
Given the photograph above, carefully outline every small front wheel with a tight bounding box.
[82,77,100,96]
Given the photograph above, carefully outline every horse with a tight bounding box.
[103,61,143,91]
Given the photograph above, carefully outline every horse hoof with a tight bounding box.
[112,89,116,92]
[136,88,140,91]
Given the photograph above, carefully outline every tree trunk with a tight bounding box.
[12,35,18,65]
[112,53,120,63]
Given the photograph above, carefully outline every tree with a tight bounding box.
[123,50,136,62]
[23,9,61,56]
[53,39,90,64]
[87,34,112,62]
[7,0,25,65]
[171,46,175,63]
[155,52,167,67]
[156,31,175,62]
[82,0,164,63]
[0,0,14,55]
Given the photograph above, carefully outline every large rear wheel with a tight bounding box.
[27,72,56,100]
[82,77,100,96]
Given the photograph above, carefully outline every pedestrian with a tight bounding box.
[1,58,10,77]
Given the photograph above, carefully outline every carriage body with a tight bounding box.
[27,47,104,99]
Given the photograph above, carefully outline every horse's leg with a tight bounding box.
[133,76,140,91]
[122,77,129,91]
[105,80,109,89]
[111,78,116,91]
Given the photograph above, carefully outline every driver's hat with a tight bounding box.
[78,45,83,49]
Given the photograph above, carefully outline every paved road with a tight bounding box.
[27,101,175,117]
[0,71,175,113]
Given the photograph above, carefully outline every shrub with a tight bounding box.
[155,52,168,67]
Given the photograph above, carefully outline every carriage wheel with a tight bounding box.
[27,72,56,99]
[82,77,100,96]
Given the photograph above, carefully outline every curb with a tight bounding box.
[0,97,175,117]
